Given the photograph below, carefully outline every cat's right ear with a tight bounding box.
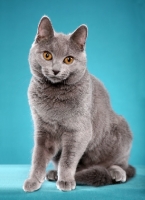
[35,16,54,43]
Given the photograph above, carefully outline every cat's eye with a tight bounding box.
[43,51,52,61]
[63,56,74,64]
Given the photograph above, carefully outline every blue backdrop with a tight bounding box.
[0,0,145,165]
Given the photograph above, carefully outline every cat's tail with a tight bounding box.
[126,165,136,179]
[75,165,135,187]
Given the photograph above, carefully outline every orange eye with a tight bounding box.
[43,51,52,60]
[63,56,74,64]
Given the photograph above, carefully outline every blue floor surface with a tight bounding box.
[0,165,145,200]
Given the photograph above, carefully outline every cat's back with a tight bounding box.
[90,74,112,112]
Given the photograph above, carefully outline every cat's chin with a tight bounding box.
[45,74,70,84]
[46,76,66,84]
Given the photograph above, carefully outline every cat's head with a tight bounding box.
[29,16,88,85]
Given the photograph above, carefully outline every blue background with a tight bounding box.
[0,0,144,165]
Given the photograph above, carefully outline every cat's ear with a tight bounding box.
[70,25,88,51]
[36,16,54,42]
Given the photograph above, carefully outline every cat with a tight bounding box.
[23,16,135,192]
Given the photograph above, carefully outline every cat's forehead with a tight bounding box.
[52,33,70,54]
[39,33,71,57]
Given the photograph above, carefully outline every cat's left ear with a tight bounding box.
[70,25,88,51]
[35,16,54,43]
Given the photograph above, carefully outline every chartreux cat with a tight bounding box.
[23,16,135,192]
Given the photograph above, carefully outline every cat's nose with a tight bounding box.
[52,70,60,75]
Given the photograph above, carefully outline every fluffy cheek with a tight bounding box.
[60,64,71,76]
[69,62,84,75]
[37,58,53,77]
[64,62,78,74]
[41,67,51,77]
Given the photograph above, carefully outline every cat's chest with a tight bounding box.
[28,81,82,122]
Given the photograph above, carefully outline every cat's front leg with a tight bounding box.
[23,135,56,192]
[57,124,92,191]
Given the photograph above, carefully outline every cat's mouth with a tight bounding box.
[49,77,62,83]
[46,74,69,84]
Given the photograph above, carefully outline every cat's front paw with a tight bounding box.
[56,179,76,191]
[23,178,42,192]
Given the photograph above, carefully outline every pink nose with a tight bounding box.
[52,70,60,75]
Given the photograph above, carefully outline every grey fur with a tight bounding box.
[23,16,135,192]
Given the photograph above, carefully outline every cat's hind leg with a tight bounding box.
[108,165,126,182]
[46,170,58,181]
[75,166,113,186]
[75,165,135,186]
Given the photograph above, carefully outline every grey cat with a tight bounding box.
[23,16,135,192]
